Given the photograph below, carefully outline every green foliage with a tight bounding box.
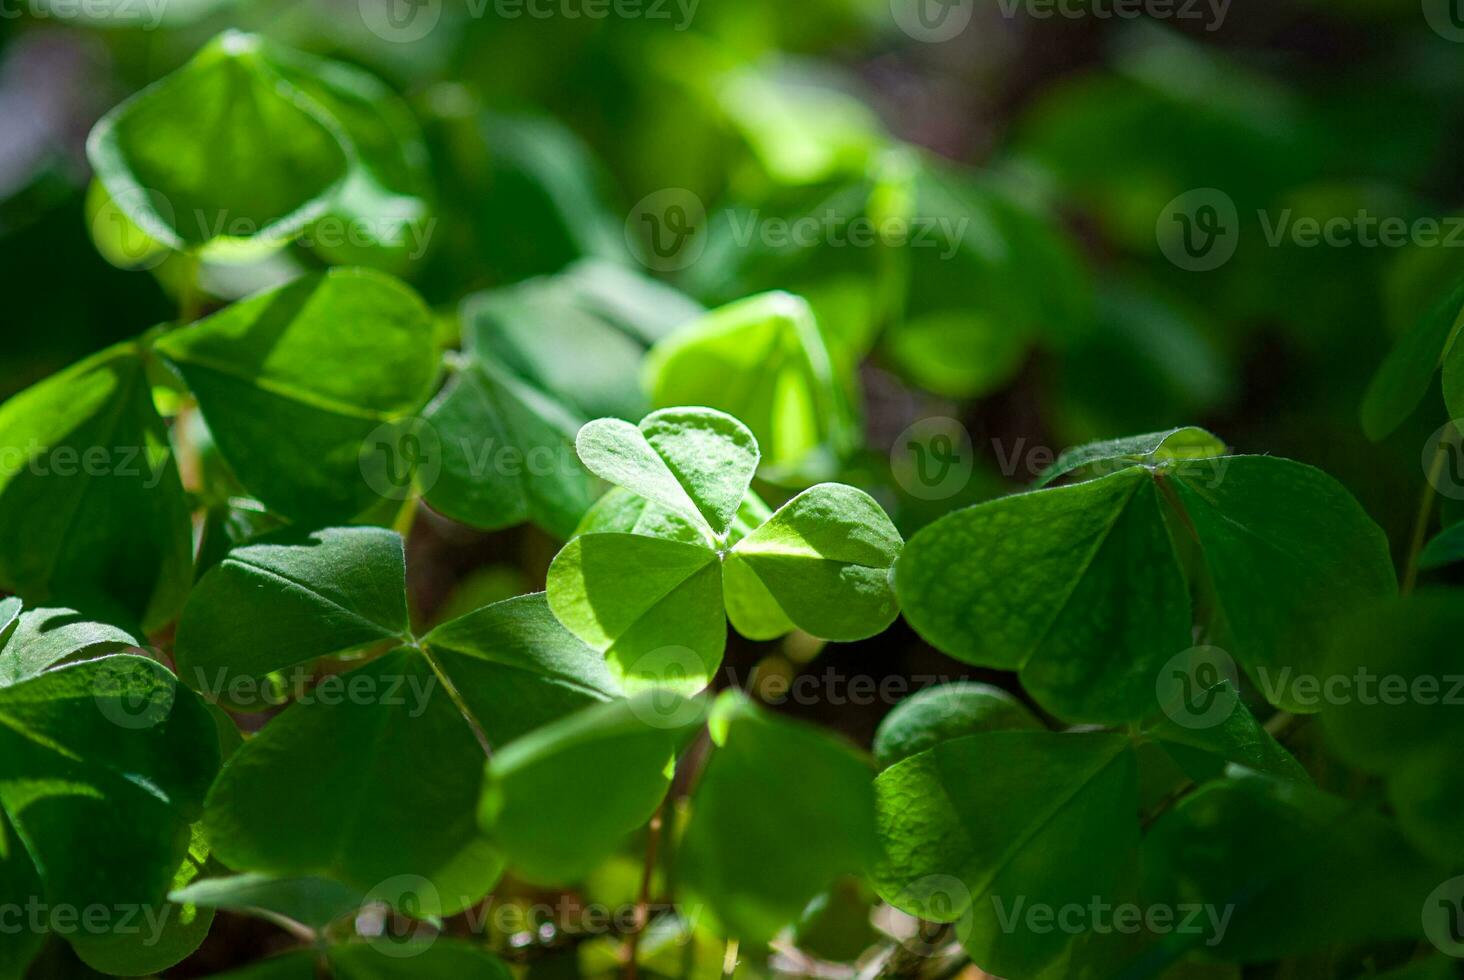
[7,17,1460,980]
[0,606,219,976]
[548,407,901,692]
[896,445,1395,721]
[1321,593,1464,863]
[0,342,192,630]
[643,292,850,478]
[680,692,877,945]
[154,268,439,523]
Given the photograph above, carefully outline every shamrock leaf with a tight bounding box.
[872,681,1042,770]
[896,442,1394,722]
[86,31,350,255]
[424,357,594,540]
[152,268,439,523]
[896,466,1192,723]
[0,341,192,630]
[170,872,368,932]
[576,407,760,539]
[643,293,849,478]
[549,409,903,692]
[191,527,621,908]
[548,533,726,695]
[1033,427,1228,488]
[680,692,877,945]
[0,608,220,979]
[479,692,704,885]
[873,731,1141,979]
[724,482,903,640]
[174,526,410,710]
[424,261,699,538]
[264,44,433,270]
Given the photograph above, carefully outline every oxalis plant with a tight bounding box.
[0,24,1461,980]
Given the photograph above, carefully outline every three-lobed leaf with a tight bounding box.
[153,267,439,523]
[896,447,1395,722]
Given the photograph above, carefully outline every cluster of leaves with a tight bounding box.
[1,18,1462,980]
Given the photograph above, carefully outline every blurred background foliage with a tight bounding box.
[4,1,1464,968]
[6,0,1463,557]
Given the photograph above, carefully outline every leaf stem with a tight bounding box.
[178,250,204,325]
[1402,440,1447,595]
[623,795,667,980]
[722,937,740,978]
